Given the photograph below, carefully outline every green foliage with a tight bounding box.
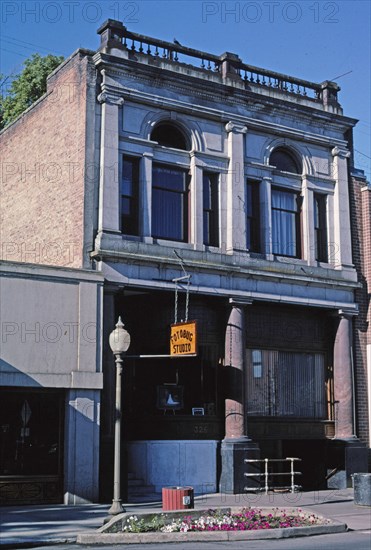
[120,508,328,533]
[0,53,64,129]
[123,514,167,533]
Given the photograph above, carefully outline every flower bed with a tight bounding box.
[121,507,329,533]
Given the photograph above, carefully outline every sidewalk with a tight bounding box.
[1,489,370,548]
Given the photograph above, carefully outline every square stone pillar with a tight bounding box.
[64,389,101,503]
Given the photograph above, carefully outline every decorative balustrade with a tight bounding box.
[97,20,339,106]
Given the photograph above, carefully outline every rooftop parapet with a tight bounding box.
[97,19,342,113]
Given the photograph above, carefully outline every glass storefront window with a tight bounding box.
[0,390,63,476]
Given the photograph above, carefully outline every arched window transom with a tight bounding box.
[270,148,301,174]
[150,122,189,150]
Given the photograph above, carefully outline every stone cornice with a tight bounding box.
[91,242,360,291]
[98,258,359,312]
[0,260,103,284]
[93,52,357,127]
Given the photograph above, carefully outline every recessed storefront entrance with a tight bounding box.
[0,389,64,505]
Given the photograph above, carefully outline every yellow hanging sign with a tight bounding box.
[170,321,197,356]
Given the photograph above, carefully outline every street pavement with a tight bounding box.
[0,488,370,548]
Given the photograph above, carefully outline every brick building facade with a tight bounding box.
[350,170,371,446]
[0,19,370,504]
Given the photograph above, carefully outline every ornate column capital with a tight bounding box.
[97,92,124,105]
[229,297,253,306]
[189,151,203,165]
[225,121,247,134]
[331,146,351,159]
[338,308,358,319]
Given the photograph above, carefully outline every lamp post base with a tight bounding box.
[108,499,125,516]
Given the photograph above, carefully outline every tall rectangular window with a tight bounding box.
[314,194,328,262]
[121,157,139,236]
[246,349,326,418]
[203,172,219,247]
[272,188,301,258]
[246,181,260,252]
[152,164,189,242]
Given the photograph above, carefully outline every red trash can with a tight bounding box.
[162,486,194,510]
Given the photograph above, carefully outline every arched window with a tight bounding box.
[269,148,302,258]
[270,148,301,174]
[150,122,189,150]
[149,121,190,241]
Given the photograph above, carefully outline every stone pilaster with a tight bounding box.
[64,389,101,503]
[190,152,204,249]
[302,176,316,264]
[225,122,247,253]
[140,152,153,243]
[260,176,272,256]
[331,147,353,269]
[97,92,123,235]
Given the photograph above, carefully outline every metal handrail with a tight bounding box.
[244,457,302,494]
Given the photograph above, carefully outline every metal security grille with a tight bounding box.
[246,350,326,418]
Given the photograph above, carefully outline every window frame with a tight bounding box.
[271,186,302,258]
[203,172,219,247]
[120,156,140,236]
[246,180,261,253]
[314,193,328,263]
[152,162,190,243]
[246,348,327,419]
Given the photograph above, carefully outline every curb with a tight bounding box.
[77,506,348,546]
[77,520,347,544]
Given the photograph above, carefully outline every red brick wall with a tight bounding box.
[349,172,371,445]
[0,51,95,268]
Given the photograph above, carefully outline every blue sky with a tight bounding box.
[1,0,370,179]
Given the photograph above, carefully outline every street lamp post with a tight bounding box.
[108,316,131,516]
